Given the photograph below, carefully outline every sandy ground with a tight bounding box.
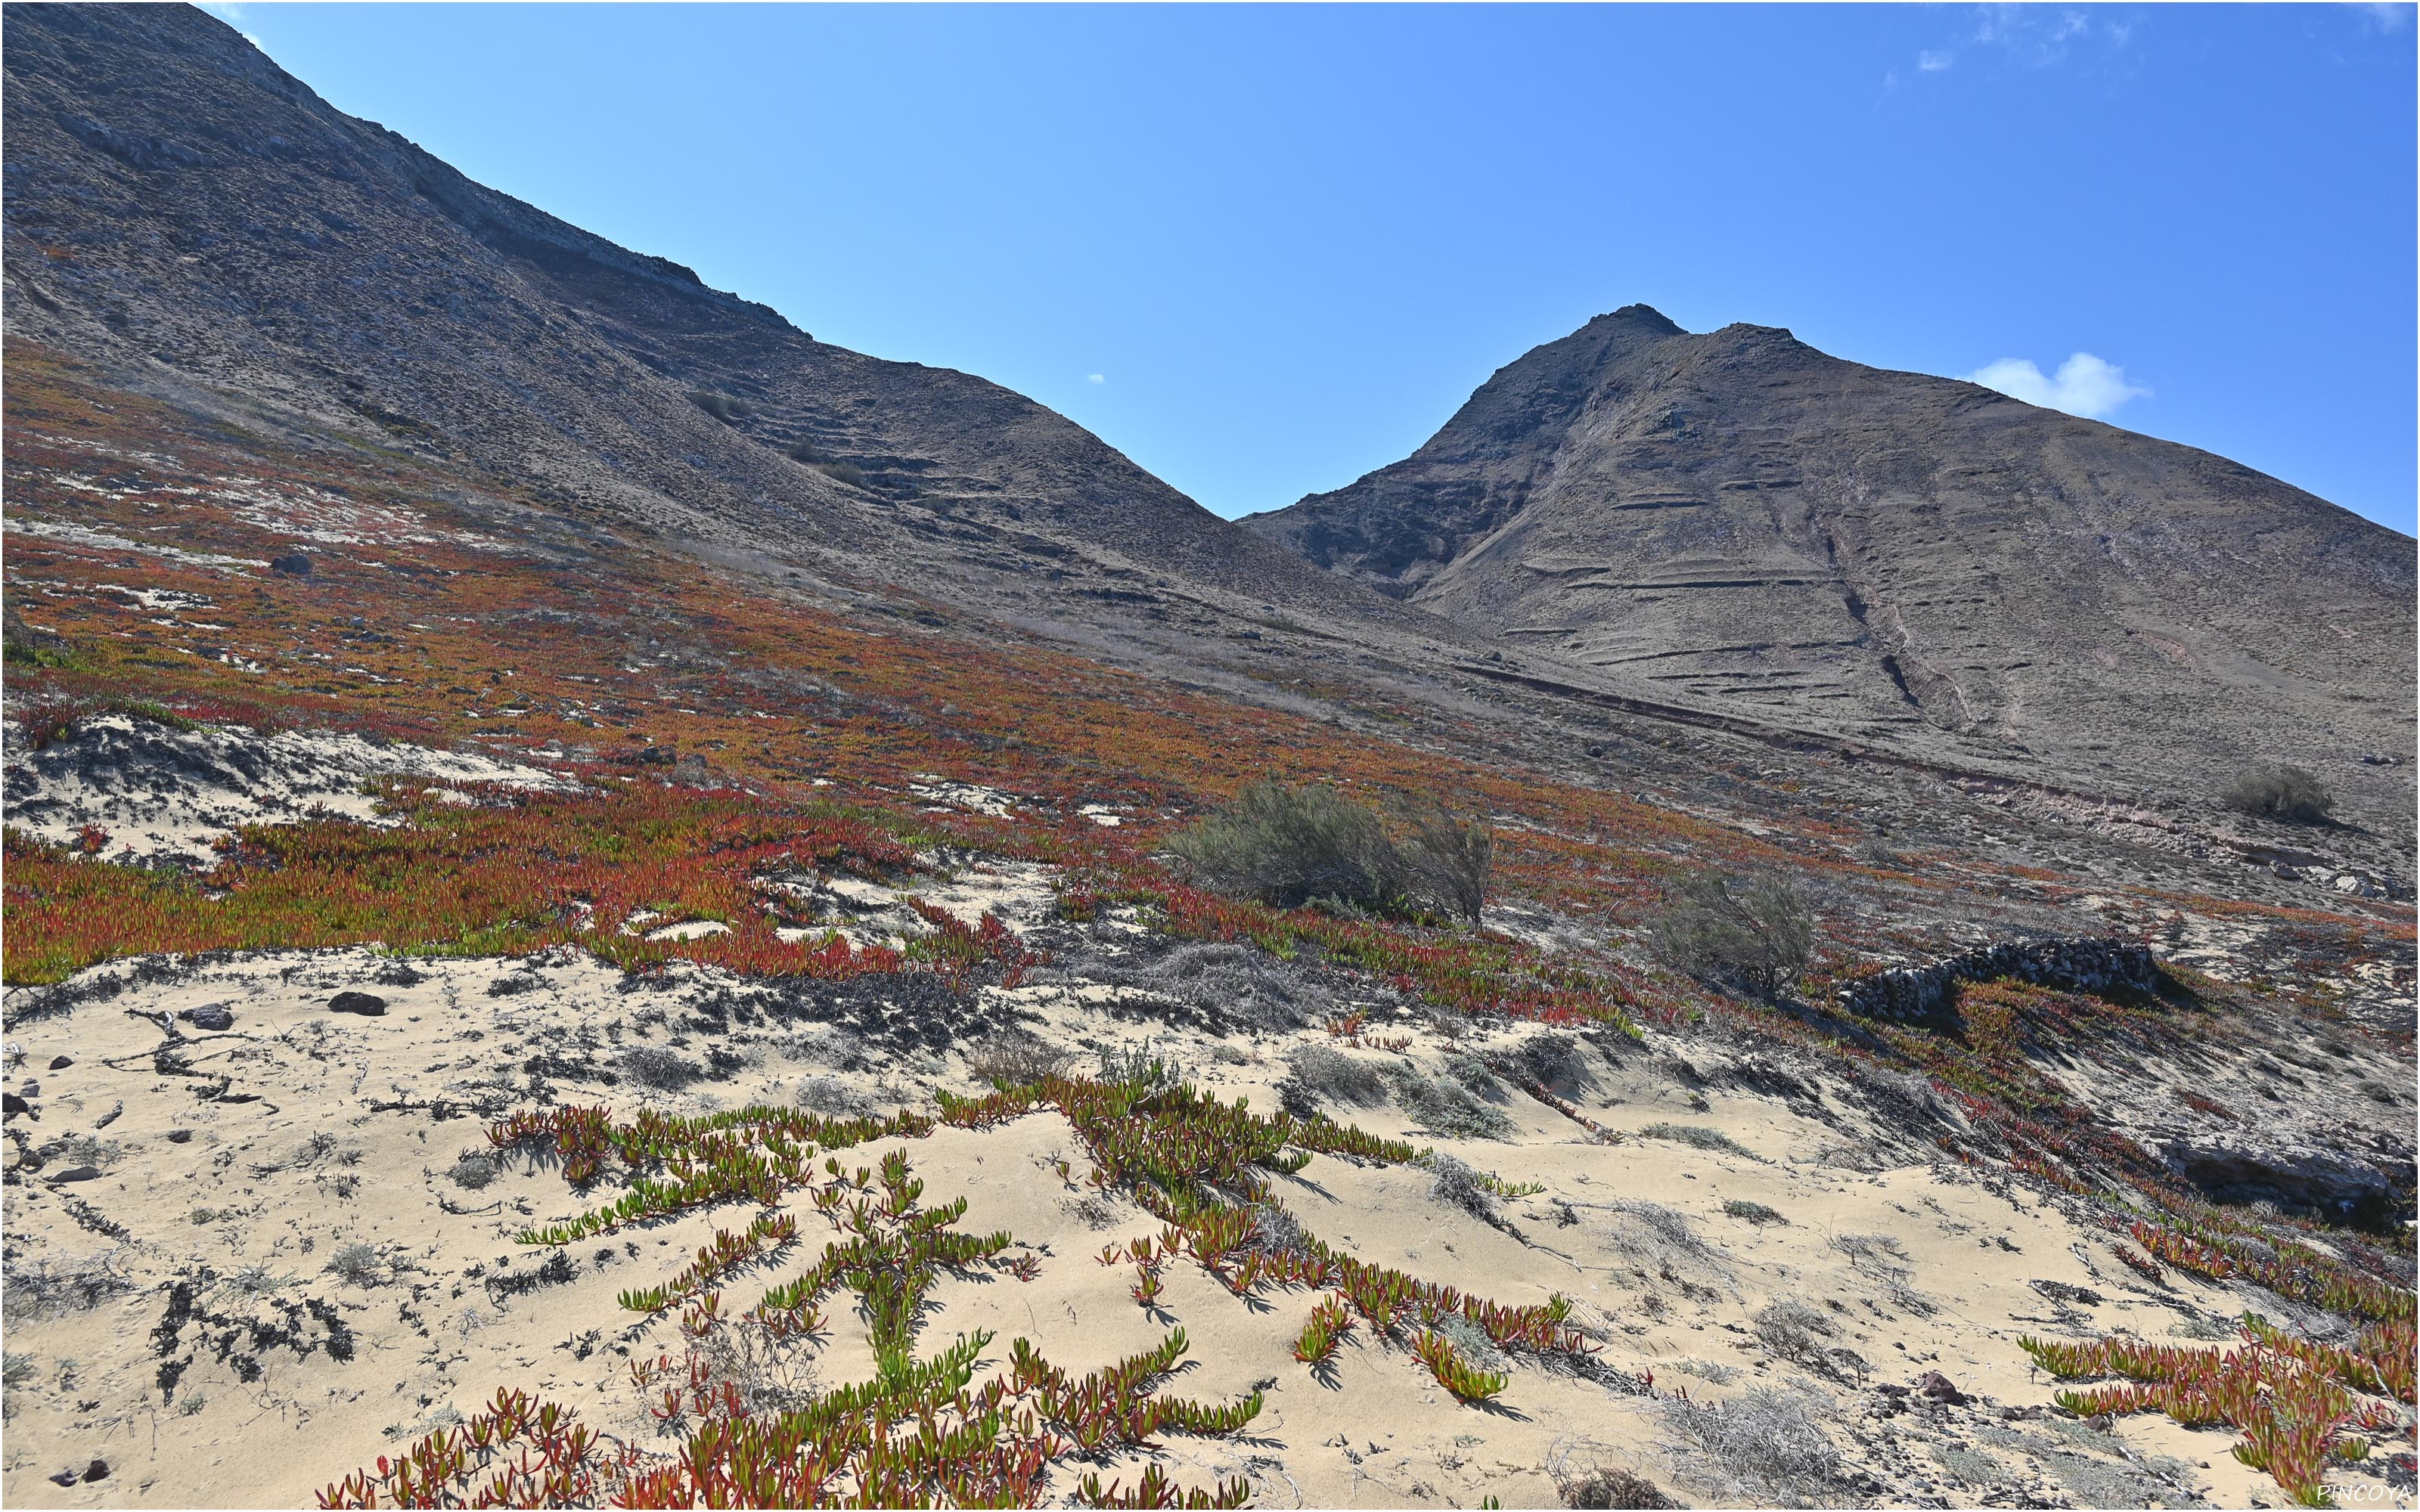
[5,913,2404,1509]
[2,715,576,863]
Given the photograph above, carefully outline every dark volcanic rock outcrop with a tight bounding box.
[1246,307,2415,813]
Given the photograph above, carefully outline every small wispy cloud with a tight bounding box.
[1917,49,1955,71]
[1085,373,1105,386]
[1965,4,2096,66]
[1968,352,2149,420]
[2355,2,2412,32]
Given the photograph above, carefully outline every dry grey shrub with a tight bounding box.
[324,1242,386,1287]
[1424,1153,1496,1218]
[697,1320,818,1418]
[1246,1203,1313,1258]
[794,1076,871,1117]
[1440,1052,1503,1099]
[1167,781,1492,922]
[1651,869,1814,997]
[1600,1201,1732,1297]
[1752,1299,1837,1363]
[1431,1311,1509,1372]
[1661,1385,1841,1504]
[448,1151,501,1190]
[618,1046,701,1090]
[1277,1045,1386,1114]
[1832,1232,1912,1281]
[1546,1440,1679,1510]
[1510,1031,1587,1088]
[1384,1061,1514,1140]
[965,1031,1075,1088]
[2221,764,2334,823]
[1636,1122,1756,1158]
[2,1254,132,1319]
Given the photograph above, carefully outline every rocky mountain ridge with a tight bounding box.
[1246,305,2415,826]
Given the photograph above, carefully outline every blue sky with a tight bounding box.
[207,3,2415,534]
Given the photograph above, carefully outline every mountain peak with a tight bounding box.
[1595,303,1687,337]
[1246,311,2410,795]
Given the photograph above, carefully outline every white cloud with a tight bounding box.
[1967,352,2150,420]
[1918,49,1955,71]
[1085,373,1105,385]
[2356,2,2412,31]
[1968,4,2095,65]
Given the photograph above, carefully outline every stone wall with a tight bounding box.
[1837,937,2158,1021]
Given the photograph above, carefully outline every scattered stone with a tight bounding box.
[2030,1279,2104,1306]
[48,1164,104,1183]
[3,1092,30,1118]
[166,1129,194,1143]
[20,1080,39,1097]
[181,1005,235,1031]
[83,1459,110,1483]
[327,991,388,1016]
[48,1055,74,1070]
[1918,1370,1967,1405]
[50,1470,79,1487]
[270,551,314,576]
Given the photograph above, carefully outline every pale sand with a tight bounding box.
[7,908,2399,1508]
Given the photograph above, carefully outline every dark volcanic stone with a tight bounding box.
[327,991,388,1016]
[270,551,313,576]
[48,1055,74,1070]
[3,1093,29,1117]
[48,1164,104,1183]
[180,1005,234,1031]
[83,1460,110,1483]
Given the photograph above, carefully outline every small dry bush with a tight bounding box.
[1636,1122,1754,1158]
[1832,1232,1911,1280]
[1651,869,1813,998]
[325,1242,386,1287]
[448,1151,501,1190]
[794,1076,870,1117]
[2,1255,131,1319]
[1547,1441,1679,1510]
[1278,1045,1386,1112]
[619,1046,702,1090]
[1167,781,1492,922]
[1385,1062,1513,1140]
[1425,1153,1497,1218]
[1752,1299,1835,1363]
[966,1031,1075,1088]
[1724,1198,1786,1225]
[1661,1386,1841,1504]
[2221,764,2335,823]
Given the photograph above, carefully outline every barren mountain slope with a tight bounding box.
[1246,306,2415,816]
[0,2,1414,633]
